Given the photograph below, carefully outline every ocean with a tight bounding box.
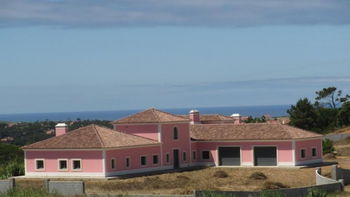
[0,105,290,122]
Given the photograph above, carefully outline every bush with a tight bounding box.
[323,139,335,154]
[259,190,286,197]
[306,188,328,197]
[263,181,289,190]
[249,172,267,180]
[0,160,24,179]
[213,170,228,178]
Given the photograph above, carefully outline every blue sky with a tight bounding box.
[0,0,350,114]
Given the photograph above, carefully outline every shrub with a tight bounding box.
[263,181,289,190]
[306,188,328,197]
[259,190,286,197]
[213,170,228,178]
[249,172,267,180]
[323,139,335,154]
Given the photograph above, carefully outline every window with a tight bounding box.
[192,151,196,160]
[312,148,317,157]
[111,158,116,169]
[58,159,67,170]
[36,159,44,170]
[183,152,187,161]
[125,157,130,168]
[140,156,147,166]
[173,127,179,140]
[301,149,306,158]
[166,153,170,163]
[202,151,210,160]
[72,159,81,170]
[153,155,159,165]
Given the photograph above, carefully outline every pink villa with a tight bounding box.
[22,108,323,178]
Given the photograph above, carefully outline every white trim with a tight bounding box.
[165,152,170,164]
[158,124,163,168]
[201,150,211,160]
[140,155,147,167]
[57,159,68,171]
[24,151,27,175]
[71,159,82,171]
[111,157,116,170]
[106,165,173,177]
[300,148,307,159]
[216,146,242,167]
[35,159,45,171]
[292,140,296,165]
[277,162,295,166]
[102,150,106,175]
[25,172,105,178]
[152,154,159,165]
[241,162,254,166]
[311,146,318,158]
[125,156,131,169]
[252,145,278,166]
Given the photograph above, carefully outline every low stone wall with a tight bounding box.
[0,179,14,194]
[47,180,84,196]
[316,167,340,185]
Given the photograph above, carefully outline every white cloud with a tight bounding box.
[0,0,349,27]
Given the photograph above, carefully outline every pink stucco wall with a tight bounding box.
[161,123,191,166]
[26,150,103,173]
[191,141,293,165]
[105,146,161,172]
[295,138,322,162]
[114,124,159,141]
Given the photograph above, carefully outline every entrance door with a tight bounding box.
[173,149,180,169]
[218,147,241,166]
[254,147,277,166]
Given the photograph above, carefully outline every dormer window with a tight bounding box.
[173,127,179,140]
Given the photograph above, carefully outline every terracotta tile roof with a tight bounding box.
[113,108,189,124]
[190,123,322,141]
[22,125,159,149]
[180,114,233,121]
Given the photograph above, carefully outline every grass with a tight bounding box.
[0,188,64,197]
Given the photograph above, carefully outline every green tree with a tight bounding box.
[287,98,317,131]
[337,101,350,126]
[315,87,350,108]
[322,139,335,154]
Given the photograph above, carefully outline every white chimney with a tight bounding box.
[231,113,241,125]
[55,123,68,136]
[189,109,200,124]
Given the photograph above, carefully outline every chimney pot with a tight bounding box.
[55,123,68,136]
[189,109,200,124]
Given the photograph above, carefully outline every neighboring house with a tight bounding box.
[22,108,323,178]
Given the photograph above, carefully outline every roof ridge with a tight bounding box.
[153,108,189,120]
[92,124,105,148]
[150,108,162,122]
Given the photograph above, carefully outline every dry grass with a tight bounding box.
[85,167,317,194]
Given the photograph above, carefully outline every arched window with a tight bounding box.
[173,127,179,140]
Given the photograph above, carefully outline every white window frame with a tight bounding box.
[152,154,159,165]
[57,159,68,171]
[111,158,116,170]
[125,157,131,169]
[311,147,317,158]
[300,148,306,159]
[201,150,210,160]
[35,159,45,171]
[173,127,179,140]
[140,155,147,167]
[165,153,170,163]
[71,159,82,171]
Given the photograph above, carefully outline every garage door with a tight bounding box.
[218,147,240,166]
[254,147,277,166]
